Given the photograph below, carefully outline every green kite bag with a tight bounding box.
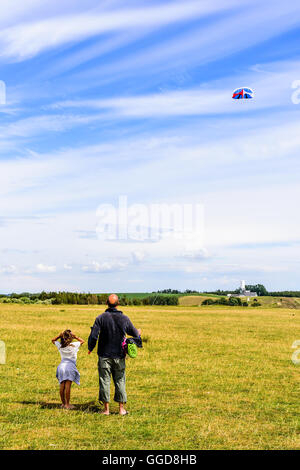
[127,342,138,358]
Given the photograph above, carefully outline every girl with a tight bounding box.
[52,329,84,409]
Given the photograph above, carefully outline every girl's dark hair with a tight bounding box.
[60,329,74,348]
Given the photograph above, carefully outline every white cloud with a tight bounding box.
[53,90,237,117]
[0,1,300,292]
[55,58,300,117]
[0,265,17,274]
[182,247,210,260]
[0,1,42,28]
[36,263,56,273]
[131,250,146,263]
[81,260,127,273]
[0,1,244,61]
[72,2,300,86]
[0,113,106,140]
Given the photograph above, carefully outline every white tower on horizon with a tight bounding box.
[240,280,246,291]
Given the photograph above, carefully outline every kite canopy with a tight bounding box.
[232,87,254,99]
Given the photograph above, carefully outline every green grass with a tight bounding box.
[0,304,299,449]
[117,292,181,299]
[117,293,151,299]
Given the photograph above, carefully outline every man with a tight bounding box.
[88,294,141,415]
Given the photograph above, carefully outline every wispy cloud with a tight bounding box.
[70,1,300,85]
[52,57,300,117]
[1,1,300,292]
[0,0,243,61]
[0,113,108,140]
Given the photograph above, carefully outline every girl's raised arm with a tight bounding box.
[51,333,62,344]
[72,333,85,345]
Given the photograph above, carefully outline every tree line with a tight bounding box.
[204,285,300,298]
[0,291,179,306]
[202,297,261,307]
[1,285,300,306]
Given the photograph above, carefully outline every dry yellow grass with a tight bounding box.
[179,294,300,308]
[0,303,299,449]
[179,295,218,306]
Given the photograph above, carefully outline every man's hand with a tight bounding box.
[137,329,142,336]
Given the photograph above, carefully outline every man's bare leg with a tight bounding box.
[100,401,109,415]
[119,402,127,415]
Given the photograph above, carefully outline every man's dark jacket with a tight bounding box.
[88,307,139,358]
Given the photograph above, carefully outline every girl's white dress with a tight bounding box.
[55,341,81,385]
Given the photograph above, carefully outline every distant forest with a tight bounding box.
[204,284,300,298]
[156,286,300,297]
[0,292,179,306]
[0,285,299,305]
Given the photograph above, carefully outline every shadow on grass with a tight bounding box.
[19,401,103,413]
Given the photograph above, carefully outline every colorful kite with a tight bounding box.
[232,87,254,99]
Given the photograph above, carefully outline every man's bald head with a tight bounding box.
[107,293,119,307]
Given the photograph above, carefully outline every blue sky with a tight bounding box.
[0,0,300,293]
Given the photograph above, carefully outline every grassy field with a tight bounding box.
[0,303,299,450]
[179,294,300,308]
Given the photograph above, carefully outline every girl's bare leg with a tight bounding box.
[64,380,74,409]
[60,381,66,408]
